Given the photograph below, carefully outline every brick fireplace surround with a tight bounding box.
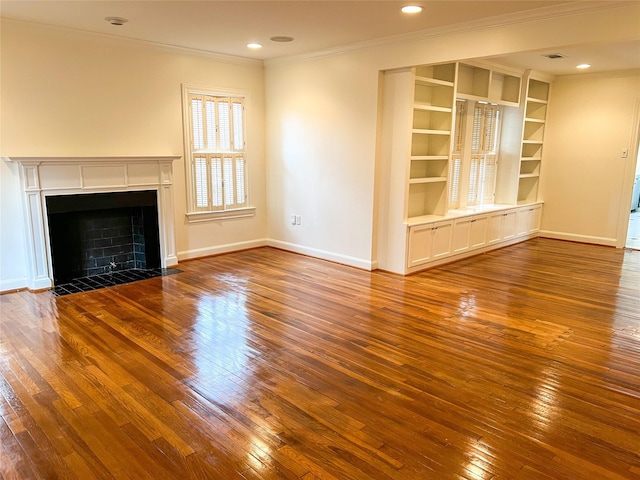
[8,156,180,291]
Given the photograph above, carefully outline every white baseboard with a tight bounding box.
[0,277,28,293]
[266,239,375,271]
[177,239,267,261]
[538,230,617,247]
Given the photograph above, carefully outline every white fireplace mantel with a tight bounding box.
[7,156,181,290]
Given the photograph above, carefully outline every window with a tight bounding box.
[183,85,253,221]
[449,100,501,209]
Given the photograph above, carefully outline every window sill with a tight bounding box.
[185,207,256,224]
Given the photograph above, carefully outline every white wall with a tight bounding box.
[0,20,267,289]
[2,3,640,290]
[0,159,28,291]
[265,3,640,268]
[265,54,380,268]
[540,71,640,245]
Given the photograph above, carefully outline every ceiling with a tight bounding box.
[1,0,639,74]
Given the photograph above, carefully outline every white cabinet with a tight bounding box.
[452,215,488,254]
[432,221,453,259]
[407,224,432,267]
[452,217,471,254]
[407,220,453,268]
[516,204,542,235]
[525,204,542,233]
[469,215,489,249]
[488,209,517,244]
[406,204,541,273]
[515,207,529,236]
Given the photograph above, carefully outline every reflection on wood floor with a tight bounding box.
[1,238,639,479]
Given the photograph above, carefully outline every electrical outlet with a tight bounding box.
[290,214,296,225]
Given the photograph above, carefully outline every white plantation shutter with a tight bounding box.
[205,98,217,150]
[453,101,466,154]
[218,100,231,151]
[191,97,204,150]
[223,156,234,206]
[482,155,497,204]
[468,156,479,204]
[194,157,208,209]
[232,100,244,151]
[211,156,223,208]
[235,156,246,205]
[449,156,462,208]
[186,90,248,212]
[465,102,501,206]
[449,100,466,208]
[484,106,498,151]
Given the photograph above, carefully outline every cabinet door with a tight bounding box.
[452,218,471,254]
[487,213,503,244]
[407,225,432,268]
[469,216,488,249]
[515,208,529,236]
[431,221,453,259]
[528,205,542,233]
[502,210,517,240]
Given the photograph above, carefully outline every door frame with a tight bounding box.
[616,98,640,248]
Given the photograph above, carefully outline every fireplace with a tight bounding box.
[46,191,161,284]
[8,156,180,290]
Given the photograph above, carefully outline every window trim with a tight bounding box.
[181,83,254,223]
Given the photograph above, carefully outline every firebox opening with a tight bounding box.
[46,191,161,285]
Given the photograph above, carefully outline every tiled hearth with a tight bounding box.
[51,267,181,296]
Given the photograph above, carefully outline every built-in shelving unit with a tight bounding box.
[518,77,550,204]
[456,63,490,100]
[408,63,456,218]
[377,61,549,275]
[456,62,521,106]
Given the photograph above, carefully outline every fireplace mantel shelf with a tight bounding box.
[7,155,181,164]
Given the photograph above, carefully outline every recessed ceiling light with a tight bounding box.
[576,63,591,69]
[270,36,294,43]
[247,43,263,49]
[542,53,566,59]
[401,5,423,14]
[105,16,128,26]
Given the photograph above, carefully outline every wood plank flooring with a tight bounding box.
[1,238,639,479]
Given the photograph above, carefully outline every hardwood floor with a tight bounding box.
[1,238,639,479]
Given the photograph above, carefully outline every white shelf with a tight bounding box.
[524,117,545,123]
[412,129,451,135]
[526,96,548,105]
[521,157,542,162]
[409,177,448,184]
[522,140,543,144]
[413,103,452,113]
[410,155,449,161]
[519,173,540,179]
[415,76,454,87]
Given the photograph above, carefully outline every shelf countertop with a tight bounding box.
[406,202,543,226]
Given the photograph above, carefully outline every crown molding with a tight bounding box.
[554,67,640,80]
[264,1,637,68]
[1,18,263,67]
